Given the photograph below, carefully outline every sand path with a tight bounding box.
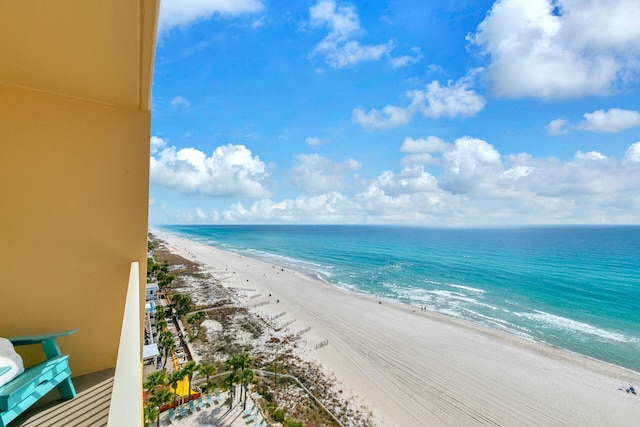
[152,229,640,426]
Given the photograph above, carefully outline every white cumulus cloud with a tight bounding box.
[222,193,359,223]
[363,165,441,198]
[547,119,569,135]
[258,138,640,224]
[306,137,329,147]
[309,0,394,68]
[352,104,413,129]
[150,136,167,154]
[152,137,640,225]
[549,108,640,134]
[290,153,361,195]
[170,96,191,108]
[579,109,640,133]
[400,136,450,165]
[417,80,486,119]
[400,136,450,153]
[353,77,485,129]
[159,0,264,34]
[575,151,607,161]
[469,0,640,99]
[623,142,640,164]
[149,137,271,197]
[389,46,423,69]
[440,137,503,195]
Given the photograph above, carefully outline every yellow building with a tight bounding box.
[0,1,160,424]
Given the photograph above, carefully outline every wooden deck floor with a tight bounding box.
[13,369,114,427]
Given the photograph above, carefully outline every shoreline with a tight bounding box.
[151,227,640,426]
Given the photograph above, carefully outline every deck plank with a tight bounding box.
[20,377,112,427]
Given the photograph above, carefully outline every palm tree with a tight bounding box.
[198,362,216,395]
[159,273,175,289]
[164,290,176,312]
[239,368,255,410]
[155,319,168,345]
[171,293,194,317]
[236,353,252,370]
[143,404,158,427]
[147,257,155,279]
[158,329,172,342]
[225,354,240,386]
[150,261,160,278]
[196,310,206,327]
[187,313,197,336]
[168,369,184,410]
[144,370,167,393]
[269,358,282,388]
[160,335,175,370]
[222,371,236,409]
[149,387,173,427]
[187,311,206,337]
[179,294,194,316]
[182,361,198,407]
[234,354,253,406]
[154,304,166,321]
[143,371,167,427]
[224,354,253,408]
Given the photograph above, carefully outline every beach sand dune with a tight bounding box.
[152,229,640,426]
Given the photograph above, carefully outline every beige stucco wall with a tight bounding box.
[0,83,150,375]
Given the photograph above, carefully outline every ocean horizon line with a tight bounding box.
[152,223,640,228]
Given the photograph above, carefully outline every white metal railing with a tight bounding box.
[107,262,142,426]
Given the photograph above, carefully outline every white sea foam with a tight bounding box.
[244,248,335,279]
[516,310,635,344]
[334,280,359,292]
[381,282,449,308]
[382,282,425,300]
[428,290,478,304]
[456,308,537,340]
[464,309,508,325]
[473,300,500,311]
[384,282,502,315]
[440,308,463,317]
[446,284,485,294]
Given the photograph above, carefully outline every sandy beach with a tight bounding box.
[151,228,640,426]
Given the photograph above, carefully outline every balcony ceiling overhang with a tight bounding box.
[0,0,159,111]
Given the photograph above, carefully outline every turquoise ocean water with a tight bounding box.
[161,225,640,372]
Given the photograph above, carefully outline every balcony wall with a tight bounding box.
[0,83,150,375]
[0,0,158,378]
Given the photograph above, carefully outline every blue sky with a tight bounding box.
[149,0,640,225]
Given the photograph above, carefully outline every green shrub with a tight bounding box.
[273,409,285,422]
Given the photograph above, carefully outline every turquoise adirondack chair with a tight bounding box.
[0,329,77,427]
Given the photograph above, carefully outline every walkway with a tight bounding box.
[160,390,268,427]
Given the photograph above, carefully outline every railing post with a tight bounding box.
[108,262,142,427]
